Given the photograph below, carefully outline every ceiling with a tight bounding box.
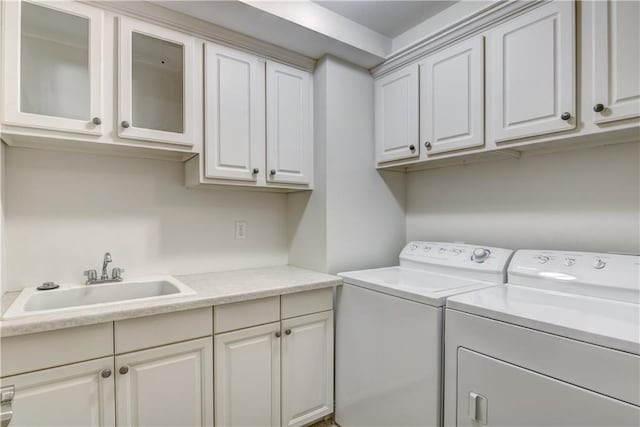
[314,1,456,38]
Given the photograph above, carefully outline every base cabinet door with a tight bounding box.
[456,348,640,426]
[214,322,281,427]
[592,0,640,124]
[281,311,334,427]
[0,357,115,427]
[115,338,213,427]
[488,1,575,142]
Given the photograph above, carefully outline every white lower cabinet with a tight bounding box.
[116,337,214,427]
[214,309,334,427]
[0,357,115,427]
[281,311,334,427]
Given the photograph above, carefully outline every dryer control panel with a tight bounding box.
[508,250,640,303]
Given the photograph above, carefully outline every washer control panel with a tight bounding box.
[508,250,640,302]
[399,241,513,273]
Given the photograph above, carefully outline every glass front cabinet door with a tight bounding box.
[118,17,197,147]
[2,0,104,135]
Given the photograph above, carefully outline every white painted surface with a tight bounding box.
[214,322,281,427]
[406,142,640,254]
[4,147,288,291]
[0,357,115,427]
[281,310,334,427]
[115,337,213,427]
[213,296,280,334]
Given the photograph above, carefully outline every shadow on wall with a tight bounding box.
[4,147,288,291]
[406,142,640,253]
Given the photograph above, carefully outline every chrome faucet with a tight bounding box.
[84,252,125,285]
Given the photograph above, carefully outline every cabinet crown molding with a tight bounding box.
[370,0,547,79]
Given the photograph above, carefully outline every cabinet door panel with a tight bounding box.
[375,65,419,163]
[456,348,640,426]
[266,62,312,185]
[282,311,333,427]
[205,44,265,181]
[489,1,575,142]
[0,357,115,427]
[118,17,198,146]
[2,0,104,135]
[593,0,640,123]
[116,338,213,427]
[420,37,484,155]
[214,322,281,427]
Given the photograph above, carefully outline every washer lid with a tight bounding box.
[446,284,640,355]
[339,266,500,307]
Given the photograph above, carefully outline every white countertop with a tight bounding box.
[0,265,342,337]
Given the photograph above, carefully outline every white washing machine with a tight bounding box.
[444,249,640,427]
[335,241,514,427]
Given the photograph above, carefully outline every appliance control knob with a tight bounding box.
[409,243,418,251]
[423,246,431,252]
[471,248,490,263]
[564,258,576,267]
[452,248,463,256]
[593,259,606,270]
[537,255,551,264]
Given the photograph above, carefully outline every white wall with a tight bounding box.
[289,56,406,274]
[407,142,640,253]
[4,147,288,291]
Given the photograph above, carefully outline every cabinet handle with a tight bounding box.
[92,117,102,125]
[561,112,571,121]
[253,168,259,174]
[270,169,276,176]
[593,103,605,113]
[275,331,281,338]
[119,366,129,375]
[285,328,292,335]
[121,120,130,128]
[101,368,112,378]
[425,141,432,149]
[409,144,415,152]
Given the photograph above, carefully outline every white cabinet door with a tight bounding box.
[214,322,281,427]
[456,348,640,426]
[375,65,419,163]
[2,0,104,135]
[489,1,575,142]
[281,311,333,427]
[0,357,115,427]
[204,44,265,181]
[592,0,640,124]
[115,338,213,427]
[266,61,313,185]
[420,37,484,155]
[118,17,198,146]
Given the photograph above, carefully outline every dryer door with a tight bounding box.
[456,348,640,426]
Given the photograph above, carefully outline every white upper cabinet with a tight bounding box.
[419,37,485,156]
[375,64,419,163]
[266,61,313,185]
[592,0,640,124]
[281,311,334,427]
[204,44,265,181]
[118,17,198,146]
[2,0,104,135]
[115,338,213,427]
[488,1,575,142]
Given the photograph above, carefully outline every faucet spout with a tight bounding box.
[101,252,112,280]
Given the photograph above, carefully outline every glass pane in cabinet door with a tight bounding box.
[131,32,184,133]
[20,2,90,120]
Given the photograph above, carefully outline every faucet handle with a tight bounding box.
[111,267,125,280]
[84,269,97,282]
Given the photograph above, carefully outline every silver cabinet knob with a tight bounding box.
[92,117,102,125]
[119,366,129,375]
[285,328,292,335]
[121,121,130,128]
[593,103,605,113]
[409,144,415,152]
[425,141,432,149]
[101,368,112,378]
[561,112,571,121]
[253,168,259,175]
[275,331,281,338]
[270,169,276,176]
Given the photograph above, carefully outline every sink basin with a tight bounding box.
[2,276,196,319]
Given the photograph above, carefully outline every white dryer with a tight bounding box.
[335,241,513,427]
[444,249,640,427]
